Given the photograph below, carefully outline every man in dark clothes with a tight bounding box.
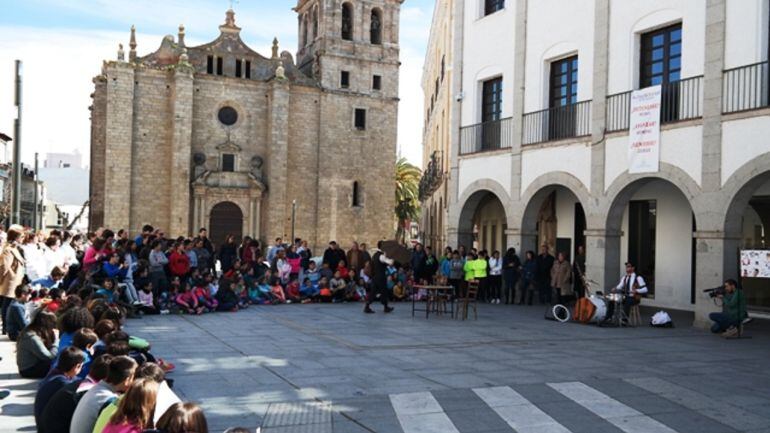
[364,241,395,314]
[573,245,587,298]
[33,347,85,428]
[535,244,555,304]
[322,241,347,271]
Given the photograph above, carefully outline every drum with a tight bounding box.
[589,295,607,323]
[608,292,623,303]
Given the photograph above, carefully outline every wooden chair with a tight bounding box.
[629,304,642,327]
[456,280,479,320]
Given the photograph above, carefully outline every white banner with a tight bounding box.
[628,85,662,174]
[741,250,770,279]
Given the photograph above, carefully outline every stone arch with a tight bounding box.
[454,179,511,250]
[719,152,770,237]
[518,171,591,257]
[370,7,383,45]
[601,162,701,231]
[209,201,245,247]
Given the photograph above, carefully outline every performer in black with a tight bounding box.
[364,241,395,314]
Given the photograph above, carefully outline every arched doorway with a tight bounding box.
[210,201,243,248]
[521,185,586,261]
[605,179,696,310]
[724,171,770,312]
[458,190,507,252]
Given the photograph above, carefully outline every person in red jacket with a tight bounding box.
[168,243,190,278]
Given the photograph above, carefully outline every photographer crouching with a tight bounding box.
[707,279,746,338]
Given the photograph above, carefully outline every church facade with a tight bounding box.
[89,1,401,249]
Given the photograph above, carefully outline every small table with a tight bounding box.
[412,285,455,319]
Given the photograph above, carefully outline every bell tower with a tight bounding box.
[294,0,401,98]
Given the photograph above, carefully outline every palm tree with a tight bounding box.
[394,157,421,243]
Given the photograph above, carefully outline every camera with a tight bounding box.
[703,285,726,298]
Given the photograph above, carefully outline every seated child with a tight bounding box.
[205,273,219,297]
[193,280,218,311]
[318,278,333,303]
[354,278,368,301]
[95,278,118,303]
[285,278,301,303]
[233,276,250,307]
[175,282,204,315]
[392,281,407,301]
[300,278,319,302]
[247,279,261,304]
[329,271,347,302]
[215,280,240,312]
[320,262,334,281]
[336,261,349,281]
[45,288,64,313]
[305,262,321,285]
[137,280,158,315]
[256,277,273,304]
[270,277,287,304]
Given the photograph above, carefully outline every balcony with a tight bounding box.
[459,117,513,155]
[606,75,703,132]
[723,61,769,113]
[522,100,592,145]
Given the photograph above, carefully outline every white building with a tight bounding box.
[422,0,770,325]
[44,149,83,169]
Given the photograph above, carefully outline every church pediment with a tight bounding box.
[192,170,266,191]
[215,140,242,153]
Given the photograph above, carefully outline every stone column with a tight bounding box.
[266,79,291,242]
[445,0,465,249]
[102,63,135,231]
[589,0,610,196]
[506,228,537,257]
[168,65,194,237]
[508,0,528,205]
[584,229,622,291]
[701,0,726,193]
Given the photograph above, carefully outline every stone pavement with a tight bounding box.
[2,303,770,432]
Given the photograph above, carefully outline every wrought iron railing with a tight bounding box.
[606,75,703,132]
[459,117,513,155]
[723,61,769,113]
[522,100,592,145]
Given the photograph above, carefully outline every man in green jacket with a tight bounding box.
[709,279,746,337]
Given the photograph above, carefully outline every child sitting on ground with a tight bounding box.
[95,278,118,303]
[215,280,240,312]
[137,280,158,315]
[336,261,349,281]
[392,280,407,301]
[193,280,218,311]
[285,277,301,303]
[300,278,319,302]
[270,277,287,304]
[319,262,334,281]
[329,271,347,302]
[175,282,204,315]
[318,278,332,303]
[305,261,321,285]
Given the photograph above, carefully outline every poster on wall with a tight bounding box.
[628,85,662,174]
[740,250,770,278]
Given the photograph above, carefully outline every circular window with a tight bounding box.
[218,106,238,126]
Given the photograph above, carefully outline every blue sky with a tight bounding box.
[0,0,433,165]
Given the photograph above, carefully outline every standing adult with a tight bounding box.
[364,241,394,314]
[535,244,555,304]
[217,235,238,274]
[195,228,215,271]
[422,246,439,284]
[0,225,25,336]
[359,243,371,267]
[409,243,426,283]
[148,240,169,296]
[520,251,538,305]
[573,245,586,298]
[322,241,346,271]
[502,248,521,305]
[266,237,284,263]
[550,252,573,305]
[346,242,366,276]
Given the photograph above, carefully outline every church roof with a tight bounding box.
[132,9,316,86]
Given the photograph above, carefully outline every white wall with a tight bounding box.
[724,0,767,69]
[619,180,694,311]
[460,0,516,125]
[604,125,702,190]
[521,144,591,195]
[524,0,595,112]
[722,117,770,185]
[458,153,511,199]
[607,1,705,94]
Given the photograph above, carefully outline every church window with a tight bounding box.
[352,181,362,207]
[207,56,214,74]
[370,8,382,45]
[312,8,318,40]
[341,71,350,89]
[373,75,382,90]
[245,61,251,79]
[216,57,223,76]
[341,2,353,41]
[302,14,309,46]
[235,59,242,78]
[218,106,238,126]
[354,108,366,130]
[222,154,235,172]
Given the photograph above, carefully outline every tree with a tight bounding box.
[394,157,421,243]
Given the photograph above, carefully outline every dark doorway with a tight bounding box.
[628,200,656,297]
[574,202,586,260]
[210,201,243,249]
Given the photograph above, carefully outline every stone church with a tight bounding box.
[89,1,401,249]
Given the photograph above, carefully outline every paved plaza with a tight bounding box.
[2,304,770,432]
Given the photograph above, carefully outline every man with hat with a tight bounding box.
[603,262,647,325]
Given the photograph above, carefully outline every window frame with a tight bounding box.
[639,23,682,88]
[354,108,367,130]
[341,2,354,41]
[372,74,382,91]
[481,77,503,123]
[483,0,505,17]
[341,70,351,89]
[549,55,579,108]
[221,153,236,172]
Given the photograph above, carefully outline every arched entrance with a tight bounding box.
[605,179,696,310]
[521,185,587,261]
[210,201,243,248]
[458,190,507,252]
[724,171,770,312]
